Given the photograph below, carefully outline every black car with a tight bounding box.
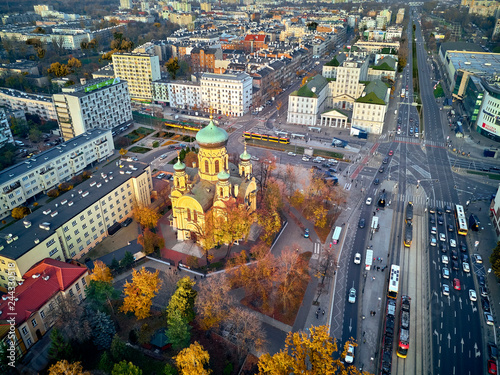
[480,286,488,297]
[482,297,491,312]
[452,260,460,271]
[460,242,467,252]
[451,250,458,260]
[445,204,452,213]
[383,157,389,164]
[374,178,380,185]
[359,218,366,229]
[479,276,486,286]
[430,216,436,225]
[461,254,469,263]
[488,342,498,360]
[447,224,454,232]
[122,217,133,227]
[440,243,447,253]
[328,168,337,173]
[437,215,444,225]
[379,166,385,173]
[437,208,443,215]
[322,163,330,168]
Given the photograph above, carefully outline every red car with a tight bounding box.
[488,359,497,374]
[453,278,461,291]
[388,150,394,156]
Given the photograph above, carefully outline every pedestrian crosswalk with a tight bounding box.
[396,194,455,209]
[312,243,321,260]
[394,136,446,148]
[344,182,352,190]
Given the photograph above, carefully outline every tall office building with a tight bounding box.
[112,52,161,101]
[119,0,132,9]
[53,78,132,141]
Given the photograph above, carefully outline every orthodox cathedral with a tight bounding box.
[170,116,258,242]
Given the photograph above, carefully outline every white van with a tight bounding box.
[15,140,24,146]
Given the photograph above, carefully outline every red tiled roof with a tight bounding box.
[0,259,87,325]
[244,34,266,42]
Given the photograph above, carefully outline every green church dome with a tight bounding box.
[196,118,228,146]
[217,170,230,180]
[173,157,186,171]
[240,142,251,161]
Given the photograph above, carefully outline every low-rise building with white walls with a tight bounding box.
[287,75,329,126]
[351,80,389,135]
[53,77,132,141]
[0,88,56,120]
[0,159,152,288]
[0,129,115,219]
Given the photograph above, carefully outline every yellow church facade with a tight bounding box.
[170,117,257,242]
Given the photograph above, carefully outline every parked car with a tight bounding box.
[122,218,133,227]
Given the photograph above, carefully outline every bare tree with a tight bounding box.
[195,274,233,331]
[313,246,337,304]
[48,295,91,343]
[224,306,266,360]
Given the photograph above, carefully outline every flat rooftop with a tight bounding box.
[0,87,52,103]
[447,51,500,75]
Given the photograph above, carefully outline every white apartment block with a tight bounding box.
[287,75,329,126]
[53,77,132,141]
[0,129,114,219]
[351,80,389,135]
[152,80,202,109]
[328,59,369,109]
[200,73,252,117]
[0,108,14,147]
[0,160,152,286]
[112,52,161,101]
[0,88,56,120]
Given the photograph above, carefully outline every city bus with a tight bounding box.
[388,265,400,299]
[332,226,342,244]
[455,204,468,236]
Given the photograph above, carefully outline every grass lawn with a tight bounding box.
[245,139,305,154]
[129,146,152,154]
[181,135,196,142]
[434,83,444,98]
[125,127,154,144]
[153,131,175,139]
[467,170,500,180]
[313,149,344,160]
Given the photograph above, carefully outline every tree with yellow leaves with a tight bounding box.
[120,267,162,320]
[258,326,363,375]
[195,273,233,330]
[175,341,212,375]
[90,260,113,283]
[215,202,254,258]
[48,360,91,375]
[133,206,161,229]
[119,148,128,157]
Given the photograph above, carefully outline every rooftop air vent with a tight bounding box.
[42,276,50,281]
[97,183,102,188]
[78,190,82,194]
[32,274,41,279]
[68,201,74,206]
[23,220,31,228]
[82,191,89,197]
[50,211,58,217]
[90,181,96,187]
[39,222,50,230]
[61,199,67,205]
[34,238,39,244]
[43,209,51,215]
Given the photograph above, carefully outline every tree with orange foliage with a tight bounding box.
[175,342,212,375]
[183,151,198,168]
[137,229,165,255]
[133,205,161,229]
[48,360,90,375]
[120,267,162,320]
[215,202,254,258]
[90,260,113,283]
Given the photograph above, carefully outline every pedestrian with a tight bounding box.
[322,310,325,316]
[316,312,319,319]
[372,276,375,281]
[363,331,366,337]
[479,207,482,211]
[377,266,380,271]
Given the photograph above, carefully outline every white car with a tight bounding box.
[439,233,446,242]
[442,254,449,264]
[450,239,457,248]
[473,254,483,264]
[442,267,450,279]
[463,262,470,273]
[159,154,167,160]
[354,253,361,264]
[431,226,437,234]
[312,158,322,163]
[287,152,296,156]
[315,156,325,161]
[348,288,356,303]
[251,156,259,161]
[302,156,310,162]
[345,344,354,363]
[469,289,477,301]
[442,284,450,296]
[430,236,437,246]
[366,197,372,205]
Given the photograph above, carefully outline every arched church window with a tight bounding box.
[193,210,197,222]
[205,160,209,173]
[215,160,220,174]
[187,208,191,221]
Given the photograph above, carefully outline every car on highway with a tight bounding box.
[429,207,436,214]
[287,152,296,156]
[442,254,449,264]
[374,178,380,185]
[463,262,470,273]
[485,312,494,326]
[473,254,483,263]
[439,233,446,242]
[462,254,469,263]
[481,286,488,297]
[379,166,385,173]
[438,215,444,225]
[469,289,477,301]
[304,229,309,238]
[345,344,354,363]
[451,250,458,260]
[460,242,467,252]
[358,218,366,229]
[482,297,491,312]
[430,236,437,246]
[440,243,447,253]
[354,253,361,264]
[430,216,436,225]
[366,197,372,205]
[437,207,443,215]
[450,239,456,248]
[388,150,394,156]
[487,359,497,374]
[442,267,450,279]
[348,288,356,303]
[442,284,450,296]
[383,157,389,164]
[453,278,461,290]
[445,204,452,213]
[302,156,310,162]
[452,260,460,271]
[431,226,437,234]
[488,342,498,360]
[447,224,454,232]
[409,127,414,135]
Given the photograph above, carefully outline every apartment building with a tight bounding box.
[490,183,500,240]
[287,75,329,126]
[120,0,132,9]
[0,129,114,219]
[367,56,397,82]
[191,47,222,73]
[328,58,369,109]
[322,53,347,79]
[351,80,389,135]
[200,73,253,116]
[396,8,405,24]
[0,88,56,120]
[0,109,14,147]
[112,52,161,101]
[0,259,89,357]
[53,77,133,141]
[461,0,500,17]
[152,80,202,109]
[0,160,152,289]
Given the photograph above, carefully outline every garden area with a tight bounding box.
[124,127,155,144]
[129,146,152,154]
